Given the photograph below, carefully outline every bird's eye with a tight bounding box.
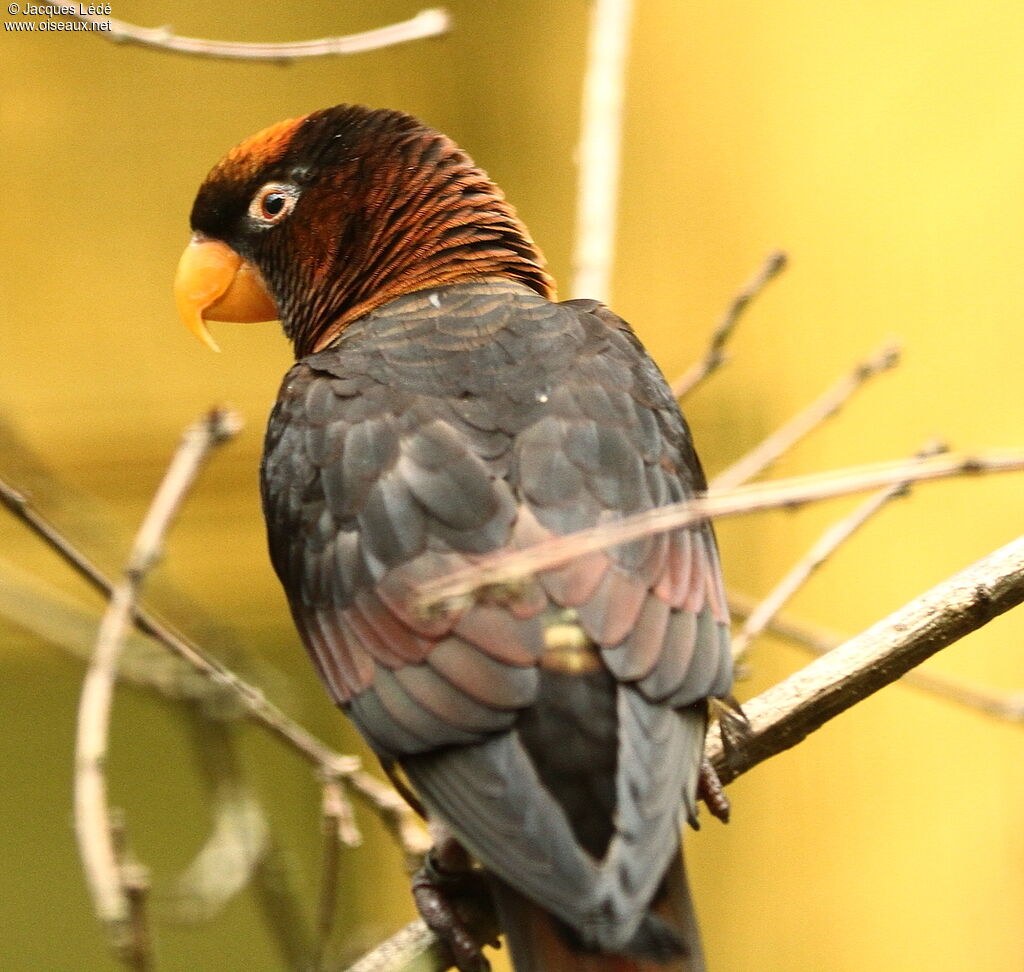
[248,183,299,226]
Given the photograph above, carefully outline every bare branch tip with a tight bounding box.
[203,407,244,443]
[75,7,452,62]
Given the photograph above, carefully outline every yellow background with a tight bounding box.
[2,2,1022,969]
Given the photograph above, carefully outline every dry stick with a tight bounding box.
[71,8,451,62]
[727,591,1024,723]
[730,438,949,661]
[671,251,789,399]
[0,555,317,956]
[75,409,240,967]
[175,718,317,968]
[884,663,1024,722]
[707,535,1024,781]
[711,341,902,491]
[175,728,272,924]
[570,0,634,301]
[355,535,1024,972]
[416,449,1024,613]
[0,557,215,703]
[0,475,352,773]
[109,815,153,972]
[346,771,433,875]
[0,475,427,861]
[315,775,363,969]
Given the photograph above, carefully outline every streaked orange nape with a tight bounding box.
[218,115,306,178]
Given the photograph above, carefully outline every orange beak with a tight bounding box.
[174,234,279,351]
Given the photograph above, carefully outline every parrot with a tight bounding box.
[174,104,734,971]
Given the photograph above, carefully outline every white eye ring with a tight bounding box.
[248,182,300,226]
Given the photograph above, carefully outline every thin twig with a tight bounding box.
[0,473,353,774]
[0,556,217,703]
[671,251,788,398]
[886,666,1024,722]
[727,591,1024,723]
[360,536,1024,971]
[120,862,152,972]
[315,775,362,969]
[346,771,432,875]
[730,439,948,660]
[110,815,153,972]
[2,473,432,871]
[708,535,1024,781]
[416,449,1024,613]
[1,555,316,960]
[173,722,280,934]
[570,0,634,301]
[711,342,902,490]
[75,409,240,964]
[250,837,319,969]
[71,8,451,62]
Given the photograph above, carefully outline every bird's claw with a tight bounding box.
[412,846,493,972]
[698,758,730,824]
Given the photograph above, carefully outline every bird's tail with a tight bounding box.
[491,854,704,972]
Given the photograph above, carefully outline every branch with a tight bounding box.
[708,535,1024,781]
[108,817,152,972]
[727,591,1024,724]
[346,919,456,972]
[172,726,271,924]
[346,771,432,875]
[570,0,634,301]
[0,556,219,704]
[416,449,1024,613]
[0,473,354,774]
[315,774,362,968]
[0,556,316,961]
[730,439,948,660]
[358,536,1024,971]
[711,341,901,490]
[1,469,427,872]
[171,718,316,968]
[74,409,240,965]
[71,8,451,62]
[671,251,788,399]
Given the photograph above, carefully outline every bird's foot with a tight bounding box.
[698,758,731,824]
[412,841,494,972]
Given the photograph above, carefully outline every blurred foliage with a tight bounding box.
[2,1,1023,970]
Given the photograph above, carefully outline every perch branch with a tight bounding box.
[72,8,451,62]
[571,0,634,301]
[74,409,240,964]
[347,919,458,972]
[727,591,1024,723]
[708,534,1024,780]
[671,251,788,398]
[711,341,901,490]
[730,439,948,660]
[357,535,1024,971]
[416,449,1024,613]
